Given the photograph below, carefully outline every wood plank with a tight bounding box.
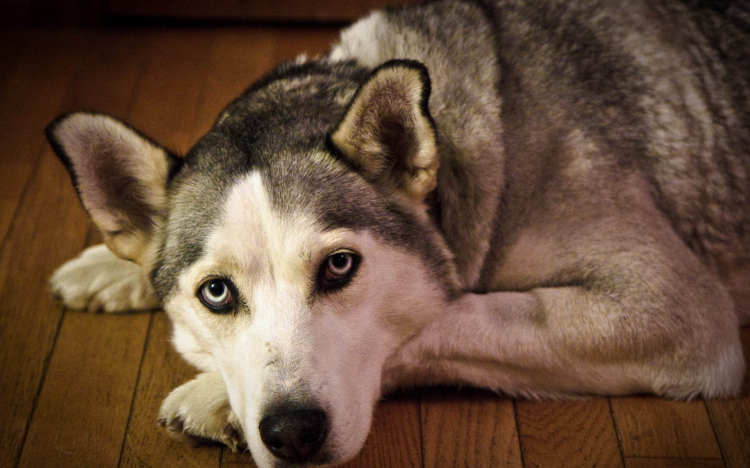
[118,29,223,468]
[0,31,23,90]
[222,459,260,467]
[0,31,87,168]
[16,313,151,468]
[0,201,15,247]
[515,398,622,468]
[15,32,155,468]
[624,458,725,468]
[0,31,87,249]
[0,146,93,466]
[192,26,339,137]
[0,32,26,240]
[0,31,93,468]
[344,397,422,468]
[221,449,259,466]
[705,326,750,468]
[610,397,722,459]
[121,30,217,153]
[59,33,151,120]
[192,28,281,140]
[421,388,522,468]
[0,31,46,354]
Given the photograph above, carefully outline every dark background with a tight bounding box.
[1,0,418,27]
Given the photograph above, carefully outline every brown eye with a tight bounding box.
[198,278,236,313]
[326,253,354,280]
[319,251,360,292]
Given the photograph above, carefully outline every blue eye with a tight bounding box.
[198,278,236,312]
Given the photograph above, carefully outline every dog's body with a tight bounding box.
[47,0,749,466]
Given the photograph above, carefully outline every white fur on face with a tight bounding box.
[164,169,447,466]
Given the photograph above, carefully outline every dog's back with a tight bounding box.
[334,0,750,294]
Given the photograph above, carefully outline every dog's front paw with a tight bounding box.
[49,244,160,313]
[159,372,245,453]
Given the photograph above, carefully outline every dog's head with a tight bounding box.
[47,60,459,466]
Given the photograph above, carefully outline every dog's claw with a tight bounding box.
[86,296,104,313]
[167,417,184,433]
[162,415,229,448]
[223,424,238,438]
[159,373,244,452]
[222,423,242,453]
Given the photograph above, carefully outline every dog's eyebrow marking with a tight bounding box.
[204,171,327,308]
[152,177,235,301]
[258,152,460,296]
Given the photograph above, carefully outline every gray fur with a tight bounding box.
[152,60,459,300]
[118,0,749,350]
[329,0,749,290]
[475,0,750,283]
[46,0,750,464]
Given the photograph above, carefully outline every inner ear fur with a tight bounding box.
[46,112,178,264]
[330,60,439,201]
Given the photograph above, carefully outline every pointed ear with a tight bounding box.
[330,60,439,201]
[46,112,180,264]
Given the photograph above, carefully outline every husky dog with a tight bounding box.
[47,0,749,466]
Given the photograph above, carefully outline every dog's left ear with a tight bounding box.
[46,112,178,265]
[330,60,438,201]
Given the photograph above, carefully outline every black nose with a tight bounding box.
[258,407,327,462]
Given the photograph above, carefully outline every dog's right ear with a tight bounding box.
[46,112,179,265]
[330,60,438,203]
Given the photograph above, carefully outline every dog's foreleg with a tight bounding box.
[50,244,160,313]
[159,371,245,452]
[386,284,744,399]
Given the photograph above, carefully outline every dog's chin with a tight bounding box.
[324,404,379,467]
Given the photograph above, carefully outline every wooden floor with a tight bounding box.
[0,27,748,468]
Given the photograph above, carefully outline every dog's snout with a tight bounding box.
[258,407,327,462]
